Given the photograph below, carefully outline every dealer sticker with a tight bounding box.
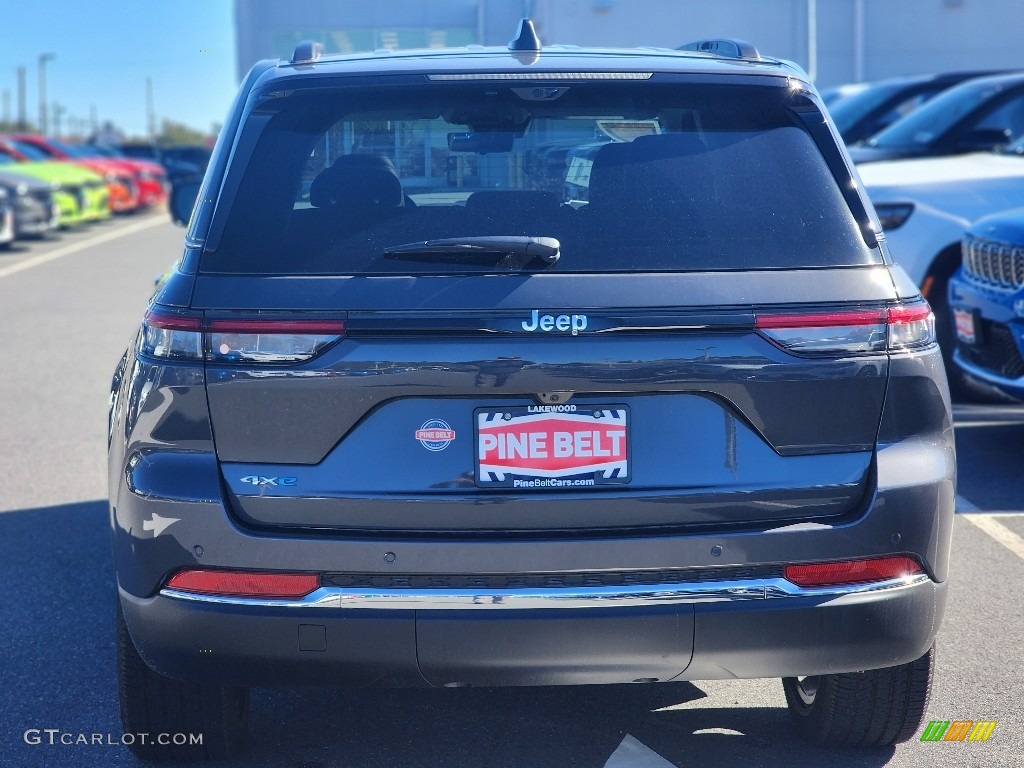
[416,419,456,452]
[475,405,629,488]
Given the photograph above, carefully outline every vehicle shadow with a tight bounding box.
[953,403,1024,509]
[230,684,897,768]
[0,500,896,768]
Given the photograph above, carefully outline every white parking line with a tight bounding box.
[957,495,1024,561]
[0,215,167,280]
[963,515,1024,561]
[604,735,677,768]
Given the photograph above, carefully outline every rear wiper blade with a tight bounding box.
[383,236,560,266]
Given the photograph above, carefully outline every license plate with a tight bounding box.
[475,405,630,488]
[954,307,978,345]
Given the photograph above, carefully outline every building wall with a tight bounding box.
[532,0,1024,86]
[235,0,1024,87]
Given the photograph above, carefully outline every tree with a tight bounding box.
[154,118,211,147]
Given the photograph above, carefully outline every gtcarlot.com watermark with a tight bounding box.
[24,728,202,747]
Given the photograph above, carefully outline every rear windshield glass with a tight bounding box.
[202,81,876,275]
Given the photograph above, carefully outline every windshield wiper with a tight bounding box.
[383,236,560,266]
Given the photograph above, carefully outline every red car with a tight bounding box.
[87,144,171,207]
[11,135,163,212]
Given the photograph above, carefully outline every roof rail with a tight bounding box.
[291,40,323,65]
[678,38,761,61]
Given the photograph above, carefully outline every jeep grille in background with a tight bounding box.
[962,235,1024,290]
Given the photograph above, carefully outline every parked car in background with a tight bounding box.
[9,134,141,213]
[948,209,1024,400]
[858,136,1024,394]
[0,187,14,248]
[849,71,1024,164]
[0,170,59,238]
[117,142,211,187]
[829,71,1005,146]
[818,81,869,108]
[64,143,168,209]
[0,138,108,226]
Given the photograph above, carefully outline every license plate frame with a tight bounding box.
[953,307,979,345]
[474,405,630,489]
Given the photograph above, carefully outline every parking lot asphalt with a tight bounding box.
[0,216,1021,767]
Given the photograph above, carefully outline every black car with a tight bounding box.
[828,70,1005,146]
[849,71,1024,163]
[117,142,211,184]
[109,21,955,761]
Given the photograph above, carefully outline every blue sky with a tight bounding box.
[0,0,236,138]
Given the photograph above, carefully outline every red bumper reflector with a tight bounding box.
[165,569,320,599]
[784,556,923,587]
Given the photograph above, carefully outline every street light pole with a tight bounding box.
[52,101,66,137]
[39,53,55,136]
[16,66,27,131]
[806,0,817,83]
[146,77,155,141]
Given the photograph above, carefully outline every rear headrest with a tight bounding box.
[309,154,404,209]
[627,133,716,207]
[586,142,631,208]
[586,134,715,212]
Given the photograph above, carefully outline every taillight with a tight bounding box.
[207,318,346,363]
[139,310,346,364]
[166,568,320,599]
[886,303,935,350]
[755,301,934,355]
[784,556,924,587]
[141,310,203,361]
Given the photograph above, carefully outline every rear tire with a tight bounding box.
[782,643,935,747]
[116,603,249,761]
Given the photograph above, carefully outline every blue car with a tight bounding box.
[949,209,1024,400]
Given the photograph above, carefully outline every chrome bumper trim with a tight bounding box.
[160,574,931,610]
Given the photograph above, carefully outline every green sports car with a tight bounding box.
[0,139,109,227]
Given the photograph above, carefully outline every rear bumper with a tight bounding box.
[110,347,954,691]
[120,575,943,687]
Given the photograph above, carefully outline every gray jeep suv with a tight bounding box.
[108,23,954,761]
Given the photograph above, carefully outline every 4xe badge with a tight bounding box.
[416,419,456,452]
[240,476,297,487]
